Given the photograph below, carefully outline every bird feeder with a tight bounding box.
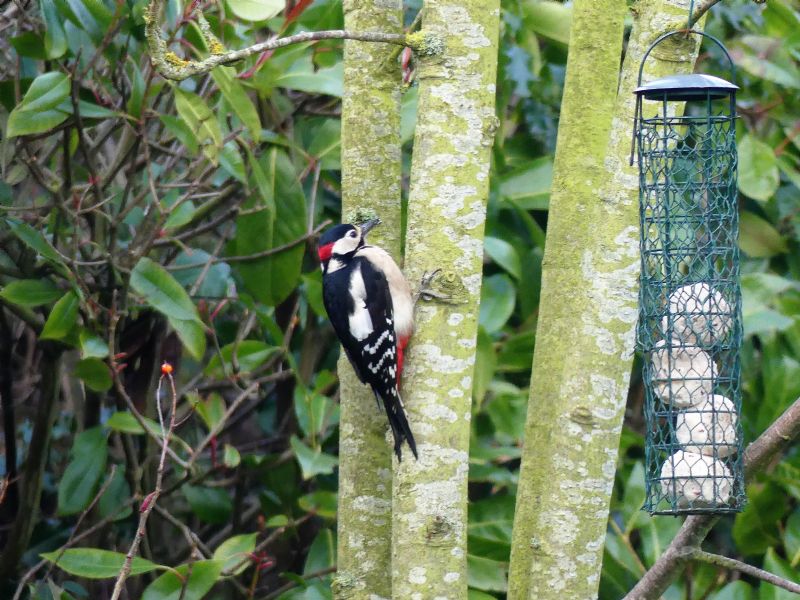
[633,30,745,515]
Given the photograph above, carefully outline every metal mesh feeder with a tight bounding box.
[632,30,745,515]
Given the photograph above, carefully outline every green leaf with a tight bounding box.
[106,411,160,436]
[783,508,800,566]
[303,529,335,575]
[57,427,108,515]
[290,435,338,480]
[226,0,283,21]
[170,317,207,361]
[7,72,71,138]
[294,387,333,439]
[204,340,279,377]
[223,444,241,468]
[194,393,226,431]
[130,257,206,359]
[738,134,780,202]
[142,560,223,600]
[79,330,109,359]
[733,483,786,555]
[74,357,112,392]
[40,0,68,58]
[739,211,788,258]
[183,485,233,524]
[17,72,70,112]
[159,114,199,155]
[6,218,67,269]
[11,33,48,59]
[307,119,341,170]
[219,141,247,183]
[761,547,799,600]
[708,580,754,600]
[211,66,261,140]
[484,237,522,280]
[173,88,223,163]
[42,548,162,579]
[298,490,337,520]
[467,554,507,593]
[233,148,306,306]
[213,533,257,575]
[40,291,79,342]
[479,274,516,333]
[275,59,343,97]
[0,279,62,307]
[522,0,572,45]
[498,157,553,210]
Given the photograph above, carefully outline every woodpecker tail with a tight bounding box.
[376,390,418,461]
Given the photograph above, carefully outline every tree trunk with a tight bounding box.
[508,1,704,598]
[392,1,500,597]
[333,1,403,598]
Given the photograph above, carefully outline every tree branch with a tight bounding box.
[689,0,767,27]
[145,0,442,81]
[689,549,800,594]
[625,395,800,599]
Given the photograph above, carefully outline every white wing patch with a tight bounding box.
[348,264,373,341]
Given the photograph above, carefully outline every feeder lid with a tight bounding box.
[634,74,738,101]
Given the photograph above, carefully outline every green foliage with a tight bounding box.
[0,0,798,597]
[41,549,162,579]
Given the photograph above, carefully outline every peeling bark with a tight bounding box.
[333,1,403,598]
[392,1,500,597]
[508,1,704,599]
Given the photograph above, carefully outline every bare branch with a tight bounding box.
[144,0,442,80]
[625,395,800,599]
[689,0,767,27]
[689,549,800,594]
[110,371,180,600]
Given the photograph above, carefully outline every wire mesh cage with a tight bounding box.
[633,31,746,515]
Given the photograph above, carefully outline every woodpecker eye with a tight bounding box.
[348,230,357,238]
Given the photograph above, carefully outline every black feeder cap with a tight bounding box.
[634,74,739,101]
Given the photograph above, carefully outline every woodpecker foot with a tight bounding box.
[415,269,465,305]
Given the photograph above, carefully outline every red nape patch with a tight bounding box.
[317,243,334,262]
[397,335,410,387]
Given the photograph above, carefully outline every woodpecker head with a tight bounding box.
[318,219,380,273]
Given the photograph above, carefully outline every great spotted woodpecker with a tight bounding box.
[318,219,417,460]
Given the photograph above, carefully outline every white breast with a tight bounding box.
[356,246,414,339]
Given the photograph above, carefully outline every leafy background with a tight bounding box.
[0,0,798,598]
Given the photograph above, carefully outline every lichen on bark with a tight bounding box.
[333,1,403,598]
[392,1,500,597]
[507,1,706,599]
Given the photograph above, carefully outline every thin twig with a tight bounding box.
[689,549,800,594]
[12,498,136,600]
[43,465,119,581]
[259,566,337,600]
[166,220,331,270]
[109,370,179,600]
[689,0,766,26]
[186,381,260,468]
[145,0,439,81]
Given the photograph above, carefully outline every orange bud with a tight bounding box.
[161,362,173,375]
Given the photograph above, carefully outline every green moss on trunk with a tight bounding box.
[334,1,403,598]
[392,1,500,597]
[508,2,705,599]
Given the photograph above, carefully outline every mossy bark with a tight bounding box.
[507,1,704,599]
[392,1,500,597]
[333,1,403,598]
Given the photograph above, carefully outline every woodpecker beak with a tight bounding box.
[360,218,381,238]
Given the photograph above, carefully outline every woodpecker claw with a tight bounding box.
[416,269,454,304]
